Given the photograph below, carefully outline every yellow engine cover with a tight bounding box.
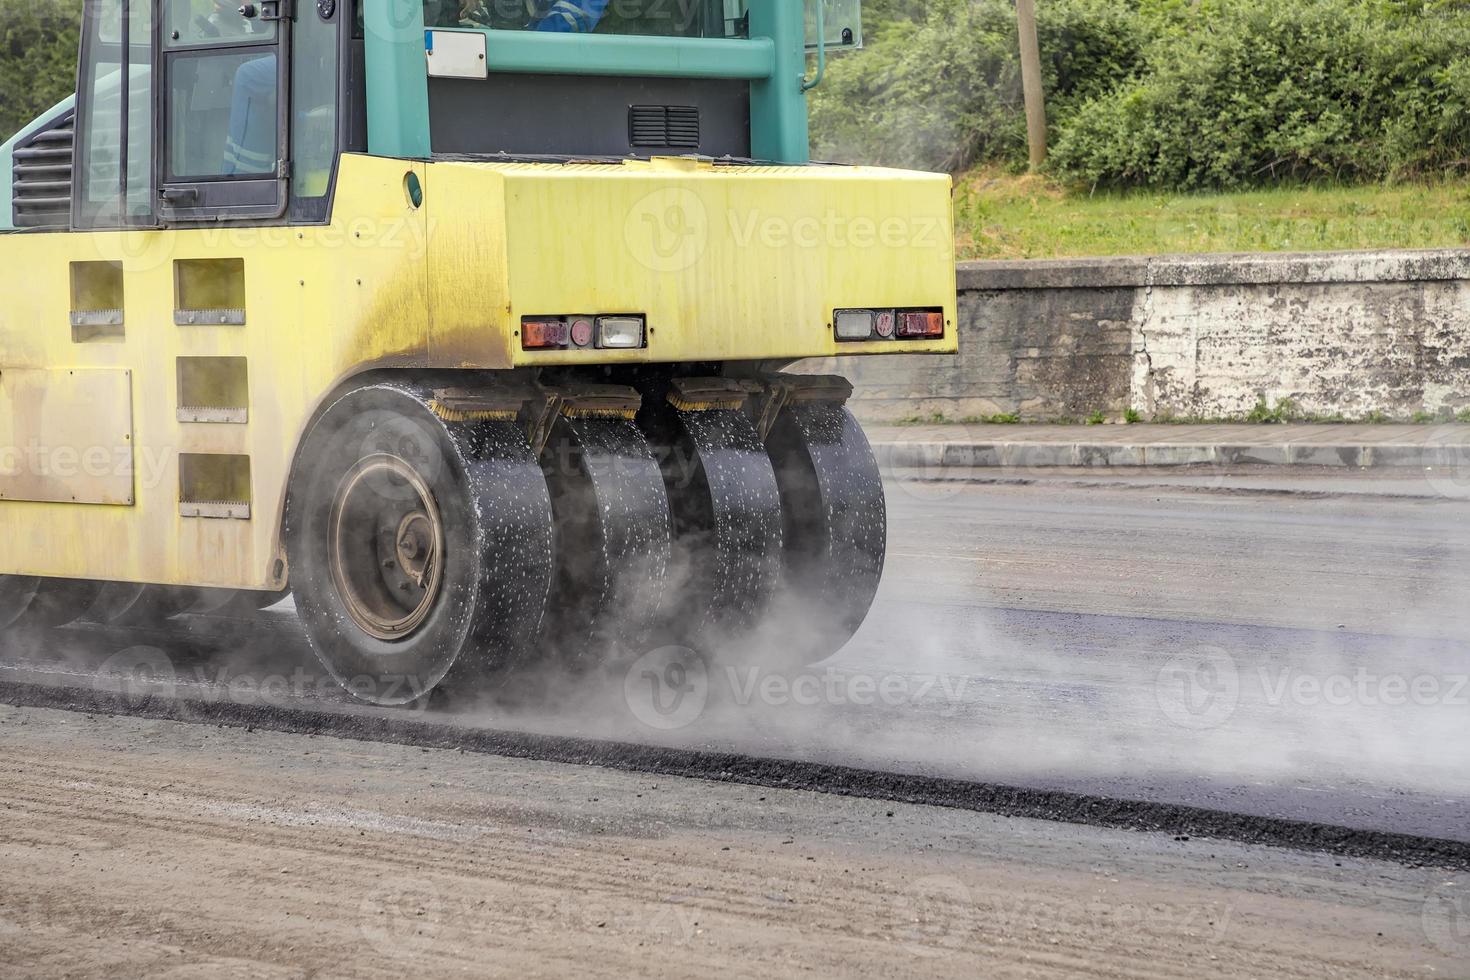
[0,154,957,589]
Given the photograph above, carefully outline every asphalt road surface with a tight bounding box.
[3,468,1467,843]
[3,467,1469,976]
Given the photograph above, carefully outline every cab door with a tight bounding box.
[158,0,291,221]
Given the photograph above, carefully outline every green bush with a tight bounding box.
[1051,0,1470,188]
[814,0,1470,191]
[0,0,81,141]
[810,0,1146,171]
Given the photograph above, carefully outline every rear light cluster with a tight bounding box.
[522,315,647,351]
[834,308,946,343]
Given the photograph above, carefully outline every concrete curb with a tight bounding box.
[871,440,1470,471]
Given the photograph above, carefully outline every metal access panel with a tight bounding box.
[0,367,134,505]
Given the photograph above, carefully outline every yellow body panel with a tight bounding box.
[0,154,956,589]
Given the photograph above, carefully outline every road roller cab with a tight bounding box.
[0,0,957,703]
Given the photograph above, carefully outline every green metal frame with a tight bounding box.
[365,0,433,159]
[364,0,811,164]
[475,31,775,80]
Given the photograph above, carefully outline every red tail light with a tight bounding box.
[897,310,945,339]
[522,318,569,349]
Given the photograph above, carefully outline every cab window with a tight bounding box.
[423,0,750,38]
[165,0,278,47]
[166,49,279,179]
[74,0,155,229]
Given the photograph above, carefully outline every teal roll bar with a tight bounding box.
[364,0,811,164]
[477,31,776,80]
[364,0,433,158]
[748,0,810,163]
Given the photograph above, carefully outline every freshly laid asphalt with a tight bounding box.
[2,468,1466,856]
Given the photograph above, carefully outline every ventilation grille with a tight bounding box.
[629,105,701,149]
[12,109,74,229]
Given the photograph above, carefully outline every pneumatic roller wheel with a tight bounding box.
[178,588,241,617]
[0,576,42,630]
[86,584,197,627]
[538,415,671,667]
[218,588,292,615]
[765,403,887,665]
[0,577,102,630]
[85,583,148,624]
[640,404,783,652]
[286,385,554,705]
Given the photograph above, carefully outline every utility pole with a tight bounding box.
[1016,0,1048,170]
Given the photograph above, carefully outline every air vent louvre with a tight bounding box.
[13,110,74,229]
[629,105,701,150]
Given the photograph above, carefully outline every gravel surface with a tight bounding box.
[1,705,1464,980]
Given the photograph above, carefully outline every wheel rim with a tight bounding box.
[328,454,445,642]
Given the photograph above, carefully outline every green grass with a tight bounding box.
[954,171,1470,260]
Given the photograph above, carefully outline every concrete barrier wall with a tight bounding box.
[801,250,1470,423]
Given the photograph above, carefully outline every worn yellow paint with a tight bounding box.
[0,154,956,589]
[427,157,958,366]
[0,367,135,505]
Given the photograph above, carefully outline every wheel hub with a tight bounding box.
[395,512,435,585]
[328,455,445,641]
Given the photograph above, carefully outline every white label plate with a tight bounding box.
[426,30,489,80]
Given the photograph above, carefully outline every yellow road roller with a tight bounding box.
[0,0,957,703]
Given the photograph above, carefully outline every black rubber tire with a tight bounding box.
[175,588,239,617]
[84,583,147,624]
[539,415,671,667]
[0,577,102,630]
[87,584,197,627]
[640,403,783,652]
[286,384,554,705]
[219,587,292,615]
[0,576,41,630]
[765,403,887,664]
[85,583,289,628]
